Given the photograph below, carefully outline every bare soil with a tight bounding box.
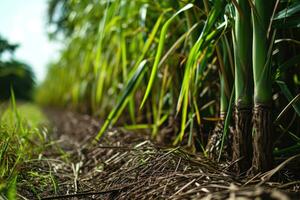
[19,109,300,200]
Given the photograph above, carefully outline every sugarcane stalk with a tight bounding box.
[232,0,253,173]
[250,0,275,174]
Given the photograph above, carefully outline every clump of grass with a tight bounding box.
[0,92,50,198]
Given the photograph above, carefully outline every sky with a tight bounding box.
[0,0,61,82]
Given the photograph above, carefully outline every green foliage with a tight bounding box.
[273,1,300,28]
[96,60,148,140]
[0,36,18,56]
[0,35,35,100]
[140,3,194,109]
[0,61,35,100]
[0,99,47,198]
[37,0,300,157]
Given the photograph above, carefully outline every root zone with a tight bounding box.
[20,110,300,199]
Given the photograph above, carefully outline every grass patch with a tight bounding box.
[0,100,50,199]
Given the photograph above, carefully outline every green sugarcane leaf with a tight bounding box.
[273,15,300,28]
[276,80,300,119]
[176,1,226,143]
[140,3,194,109]
[127,12,165,77]
[274,2,300,20]
[177,0,225,113]
[275,93,300,123]
[273,143,300,156]
[158,23,199,68]
[95,60,148,141]
[276,81,300,116]
[273,2,300,28]
[218,86,235,161]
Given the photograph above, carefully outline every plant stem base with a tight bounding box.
[232,106,253,174]
[206,119,233,161]
[249,104,273,175]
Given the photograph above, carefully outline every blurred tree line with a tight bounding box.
[0,35,35,100]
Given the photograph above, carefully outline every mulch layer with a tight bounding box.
[19,109,300,200]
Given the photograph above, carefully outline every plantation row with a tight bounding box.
[37,0,300,173]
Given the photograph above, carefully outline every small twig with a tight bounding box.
[278,181,300,189]
[258,154,300,186]
[98,145,153,151]
[175,157,182,172]
[41,183,134,199]
[243,173,261,186]
[169,179,196,199]
[17,193,30,200]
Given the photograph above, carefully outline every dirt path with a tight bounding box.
[20,109,300,199]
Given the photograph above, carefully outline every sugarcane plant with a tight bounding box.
[37,0,300,175]
[232,0,253,173]
[250,0,276,173]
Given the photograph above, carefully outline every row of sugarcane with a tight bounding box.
[37,0,300,174]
